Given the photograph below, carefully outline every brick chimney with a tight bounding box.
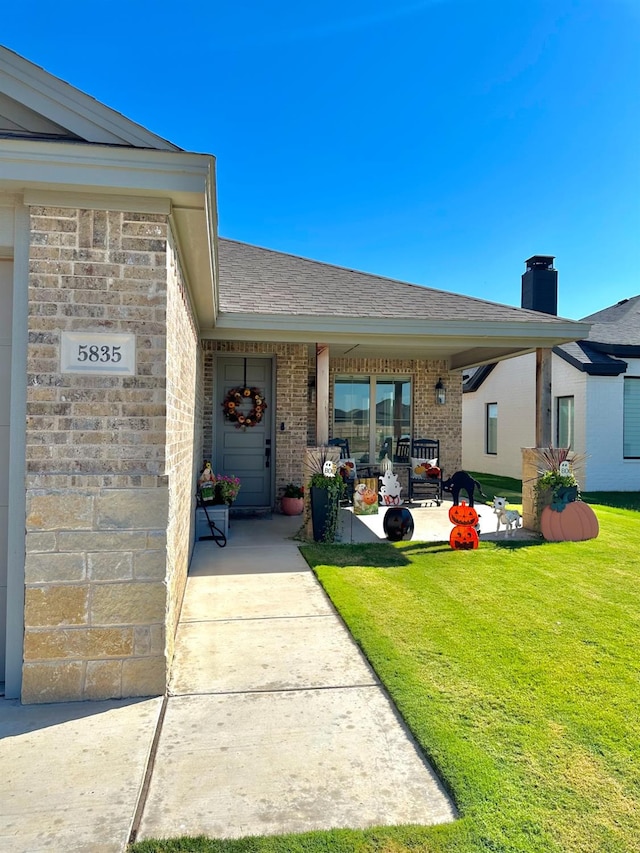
[521,255,557,315]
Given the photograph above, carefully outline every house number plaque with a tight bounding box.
[60,331,136,375]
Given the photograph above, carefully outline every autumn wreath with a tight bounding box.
[222,386,267,428]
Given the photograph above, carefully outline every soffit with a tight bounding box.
[204,313,592,370]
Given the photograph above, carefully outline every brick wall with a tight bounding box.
[22,206,171,703]
[165,231,200,662]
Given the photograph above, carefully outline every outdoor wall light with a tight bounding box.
[435,377,446,405]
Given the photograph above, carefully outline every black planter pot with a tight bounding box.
[310,486,335,542]
[383,507,414,541]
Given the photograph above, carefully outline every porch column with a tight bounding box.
[535,348,552,447]
[316,344,330,446]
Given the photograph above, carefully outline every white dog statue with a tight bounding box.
[493,496,522,534]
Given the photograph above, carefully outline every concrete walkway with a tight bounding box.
[136,513,455,841]
[1,499,536,851]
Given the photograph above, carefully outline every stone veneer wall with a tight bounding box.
[164,231,200,663]
[22,206,171,703]
[202,342,309,500]
[329,358,462,475]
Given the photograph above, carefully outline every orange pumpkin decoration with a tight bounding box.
[448,500,479,550]
[449,525,479,550]
[449,503,479,526]
[540,502,599,542]
[362,488,378,505]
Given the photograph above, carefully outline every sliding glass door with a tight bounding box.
[334,375,411,463]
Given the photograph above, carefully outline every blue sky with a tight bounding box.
[4,0,639,319]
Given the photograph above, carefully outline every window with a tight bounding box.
[486,403,497,455]
[334,375,411,464]
[556,396,574,449]
[623,378,640,458]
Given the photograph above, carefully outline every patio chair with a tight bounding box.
[328,437,350,459]
[409,438,443,505]
[394,436,410,463]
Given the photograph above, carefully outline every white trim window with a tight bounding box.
[556,396,575,449]
[486,402,498,455]
[334,375,411,464]
[623,378,640,459]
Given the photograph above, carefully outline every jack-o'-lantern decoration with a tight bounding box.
[540,501,599,542]
[448,500,479,550]
[449,502,479,527]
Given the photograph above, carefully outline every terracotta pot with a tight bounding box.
[281,496,304,516]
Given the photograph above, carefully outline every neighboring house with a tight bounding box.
[462,261,640,492]
[0,47,589,704]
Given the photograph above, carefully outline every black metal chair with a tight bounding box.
[409,438,443,505]
[328,437,350,459]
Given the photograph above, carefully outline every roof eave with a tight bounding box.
[205,313,591,369]
[2,139,217,330]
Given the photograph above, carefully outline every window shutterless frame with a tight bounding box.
[486,402,498,455]
[333,375,412,465]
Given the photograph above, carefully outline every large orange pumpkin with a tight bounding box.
[449,525,479,550]
[540,501,599,542]
[448,502,479,526]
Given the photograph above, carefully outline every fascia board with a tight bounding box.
[0,47,178,149]
[209,311,592,344]
[0,139,214,197]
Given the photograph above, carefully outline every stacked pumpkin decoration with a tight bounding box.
[448,501,479,550]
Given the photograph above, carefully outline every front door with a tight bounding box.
[215,356,273,508]
[0,260,12,683]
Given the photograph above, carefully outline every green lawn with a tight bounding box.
[132,504,640,853]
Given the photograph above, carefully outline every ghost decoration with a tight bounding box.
[379,470,403,506]
[559,460,571,476]
[322,460,337,478]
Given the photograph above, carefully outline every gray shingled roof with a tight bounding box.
[217,238,573,324]
[553,294,640,374]
[580,295,640,348]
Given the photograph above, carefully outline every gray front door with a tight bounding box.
[215,356,273,508]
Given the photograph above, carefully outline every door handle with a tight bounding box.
[265,440,271,469]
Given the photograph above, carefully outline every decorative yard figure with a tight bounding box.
[448,501,479,550]
[441,471,486,507]
[493,497,522,534]
[198,460,214,485]
[379,469,402,506]
[353,481,379,515]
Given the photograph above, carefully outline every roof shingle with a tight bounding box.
[217,238,572,324]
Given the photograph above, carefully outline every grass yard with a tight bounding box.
[132,503,640,853]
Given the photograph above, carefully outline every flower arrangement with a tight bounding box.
[532,447,585,512]
[212,474,241,505]
[198,462,241,505]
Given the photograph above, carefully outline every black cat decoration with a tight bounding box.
[442,471,486,507]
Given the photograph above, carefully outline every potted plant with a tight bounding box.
[281,484,304,516]
[532,447,598,541]
[198,464,241,506]
[305,447,345,543]
[533,447,582,513]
